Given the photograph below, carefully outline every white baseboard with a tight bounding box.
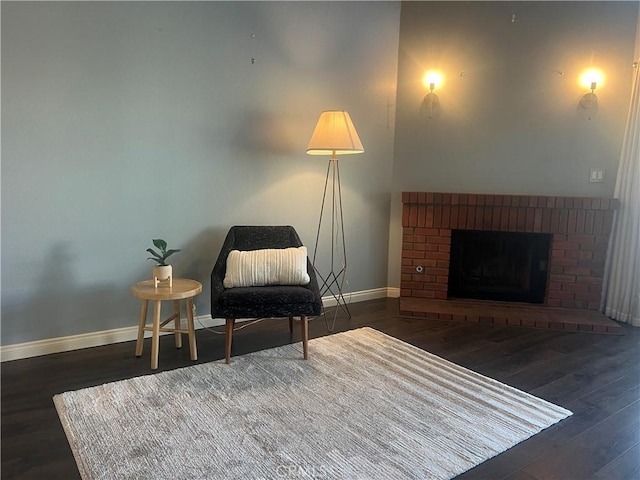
[0,287,398,362]
[322,286,399,306]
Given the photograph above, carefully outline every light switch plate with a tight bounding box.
[589,168,604,183]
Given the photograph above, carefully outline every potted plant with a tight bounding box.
[147,239,181,285]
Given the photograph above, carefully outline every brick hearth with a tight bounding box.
[400,192,621,333]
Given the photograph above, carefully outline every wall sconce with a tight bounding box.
[578,69,604,119]
[421,71,443,119]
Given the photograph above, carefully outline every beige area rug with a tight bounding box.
[54,327,572,480]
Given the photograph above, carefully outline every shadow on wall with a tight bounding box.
[170,226,229,317]
[1,228,231,347]
[0,243,130,345]
[231,110,301,158]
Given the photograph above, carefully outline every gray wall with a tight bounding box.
[1,2,401,345]
[3,1,638,346]
[388,1,639,287]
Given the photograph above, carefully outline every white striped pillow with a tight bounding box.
[223,246,311,288]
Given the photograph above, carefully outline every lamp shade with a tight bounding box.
[306,111,364,156]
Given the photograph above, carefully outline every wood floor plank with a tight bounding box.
[518,401,640,479]
[530,348,640,405]
[594,443,640,480]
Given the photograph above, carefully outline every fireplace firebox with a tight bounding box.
[448,230,551,303]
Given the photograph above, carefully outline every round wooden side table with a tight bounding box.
[131,278,202,370]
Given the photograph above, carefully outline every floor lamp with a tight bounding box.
[306,111,364,327]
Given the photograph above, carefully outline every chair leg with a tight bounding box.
[289,316,294,333]
[225,318,235,364]
[300,315,309,360]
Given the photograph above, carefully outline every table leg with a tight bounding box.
[173,300,182,349]
[151,300,162,370]
[186,298,198,361]
[135,300,148,357]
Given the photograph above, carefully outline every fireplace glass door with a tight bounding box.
[448,230,551,303]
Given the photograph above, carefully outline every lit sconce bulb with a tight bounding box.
[578,69,604,120]
[421,71,443,119]
[580,69,604,91]
[423,71,443,91]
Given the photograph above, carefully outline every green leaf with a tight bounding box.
[152,239,167,253]
[163,249,181,261]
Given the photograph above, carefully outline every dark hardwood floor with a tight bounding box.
[2,298,639,479]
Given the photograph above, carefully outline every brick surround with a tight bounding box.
[401,192,618,318]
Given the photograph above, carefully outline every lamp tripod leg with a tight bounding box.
[313,155,352,332]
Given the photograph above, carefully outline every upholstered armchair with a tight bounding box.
[211,226,323,364]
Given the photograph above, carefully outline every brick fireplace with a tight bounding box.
[400,192,620,332]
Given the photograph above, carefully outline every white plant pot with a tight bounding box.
[153,265,173,287]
